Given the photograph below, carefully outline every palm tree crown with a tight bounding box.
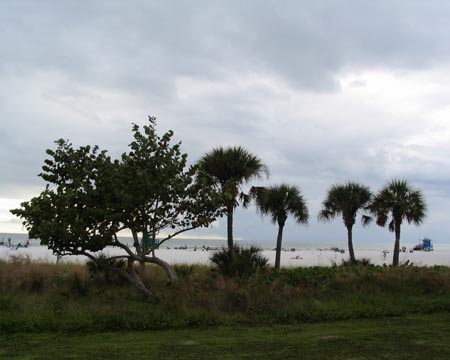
[370,179,426,230]
[252,184,309,226]
[319,182,372,228]
[198,146,268,190]
[370,179,426,266]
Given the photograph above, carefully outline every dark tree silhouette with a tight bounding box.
[370,179,426,266]
[251,184,308,270]
[319,182,372,263]
[198,146,268,256]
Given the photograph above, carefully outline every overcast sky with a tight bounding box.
[2,0,450,247]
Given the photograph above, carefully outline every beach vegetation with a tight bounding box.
[318,182,372,263]
[370,179,427,266]
[1,257,450,333]
[197,147,269,258]
[10,117,223,298]
[250,184,309,270]
[210,245,269,277]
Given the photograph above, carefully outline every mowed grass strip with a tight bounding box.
[1,313,450,360]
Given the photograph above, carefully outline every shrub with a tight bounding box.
[86,253,127,285]
[336,257,373,267]
[210,246,268,277]
[173,264,194,278]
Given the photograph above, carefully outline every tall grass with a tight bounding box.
[1,256,450,332]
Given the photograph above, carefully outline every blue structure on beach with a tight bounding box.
[413,238,433,251]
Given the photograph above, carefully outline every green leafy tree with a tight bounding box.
[251,184,308,270]
[11,117,222,297]
[370,179,427,266]
[318,182,372,263]
[197,146,268,256]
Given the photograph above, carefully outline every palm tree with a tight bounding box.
[318,182,372,263]
[370,179,426,266]
[251,184,308,270]
[197,146,269,256]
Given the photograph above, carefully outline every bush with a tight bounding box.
[337,257,373,267]
[210,246,268,277]
[86,253,127,285]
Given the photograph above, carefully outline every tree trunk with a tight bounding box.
[131,229,141,253]
[275,223,284,271]
[393,220,401,266]
[346,225,356,263]
[226,204,235,257]
[126,268,153,299]
[109,259,153,299]
[145,255,179,284]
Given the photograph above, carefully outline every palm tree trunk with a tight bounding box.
[346,225,356,263]
[226,204,235,257]
[275,223,284,271]
[393,220,401,266]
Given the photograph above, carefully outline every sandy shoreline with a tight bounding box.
[1,245,449,267]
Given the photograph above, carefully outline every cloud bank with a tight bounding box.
[2,1,450,245]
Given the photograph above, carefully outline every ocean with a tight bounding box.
[2,232,449,252]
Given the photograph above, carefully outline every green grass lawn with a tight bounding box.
[2,312,450,360]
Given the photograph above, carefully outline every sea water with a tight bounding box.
[2,232,449,252]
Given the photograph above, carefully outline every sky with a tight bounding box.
[2,0,450,246]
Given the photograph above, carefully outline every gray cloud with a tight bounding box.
[2,0,450,244]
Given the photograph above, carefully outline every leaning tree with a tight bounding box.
[370,179,426,266]
[251,184,308,270]
[11,117,223,298]
[197,146,268,256]
[318,182,372,263]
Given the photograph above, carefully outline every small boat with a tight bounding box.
[413,238,433,251]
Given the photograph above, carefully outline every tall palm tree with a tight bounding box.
[370,179,426,266]
[251,184,308,270]
[197,146,269,255]
[318,182,372,263]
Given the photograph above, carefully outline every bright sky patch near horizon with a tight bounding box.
[1,1,450,245]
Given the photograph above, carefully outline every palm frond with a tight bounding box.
[252,183,309,226]
[370,179,427,230]
[318,181,372,227]
[361,215,372,227]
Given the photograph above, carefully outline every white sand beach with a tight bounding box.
[1,245,450,267]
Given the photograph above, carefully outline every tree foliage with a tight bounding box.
[318,182,372,263]
[370,179,426,266]
[11,117,223,297]
[250,184,308,270]
[197,146,268,255]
